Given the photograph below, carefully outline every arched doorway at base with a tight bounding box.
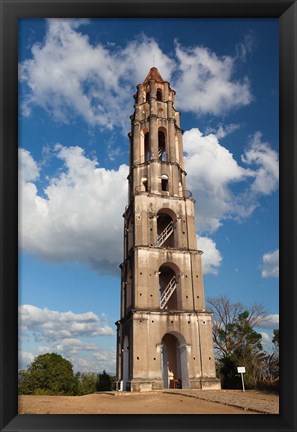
[161,332,190,389]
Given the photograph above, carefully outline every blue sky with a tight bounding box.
[18,18,279,374]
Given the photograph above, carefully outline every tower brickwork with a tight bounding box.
[115,67,220,391]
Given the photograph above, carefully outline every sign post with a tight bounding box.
[237,366,246,391]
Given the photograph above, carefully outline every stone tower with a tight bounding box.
[115,67,220,392]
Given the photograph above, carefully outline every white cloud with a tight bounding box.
[19,145,128,272]
[261,249,279,278]
[18,304,115,371]
[207,123,241,139]
[260,331,271,346]
[18,345,116,373]
[74,349,116,373]
[184,128,253,232]
[55,339,98,356]
[184,128,279,233]
[198,236,222,275]
[19,148,40,182]
[36,346,51,354]
[235,32,255,62]
[174,42,252,115]
[19,19,253,132]
[19,304,114,339]
[242,132,279,195]
[18,351,34,369]
[19,20,174,133]
[260,314,279,329]
[93,349,116,369]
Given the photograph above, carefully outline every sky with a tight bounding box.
[18,18,279,374]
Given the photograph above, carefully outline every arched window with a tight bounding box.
[159,264,178,310]
[146,92,150,102]
[156,88,162,101]
[158,130,166,161]
[144,132,150,161]
[141,177,148,192]
[161,174,169,193]
[157,209,174,247]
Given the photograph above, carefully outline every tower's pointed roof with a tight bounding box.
[143,67,165,84]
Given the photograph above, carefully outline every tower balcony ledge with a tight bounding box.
[130,245,203,255]
[130,309,213,317]
[132,159,187,175]
[132,188,195,203]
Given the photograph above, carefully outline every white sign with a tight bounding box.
[237,366,246,373]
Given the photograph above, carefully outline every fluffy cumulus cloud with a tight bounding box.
[198,236,222,275]
[19,304,114,339]
[19,19,253,132]
[19,19,174,133]
[19,148,40,182]
[242,132,279,195]
[184,128,279,232]
[19,146,128,273]
[18,304,115,371]
[174,42,252,115]
[261,249,279,278]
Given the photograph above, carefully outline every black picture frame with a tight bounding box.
[1,1,296,431]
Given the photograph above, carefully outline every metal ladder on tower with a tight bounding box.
[160,276,177,309]
[157,221,174,247]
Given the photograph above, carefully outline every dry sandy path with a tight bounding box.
[18,390,278,415]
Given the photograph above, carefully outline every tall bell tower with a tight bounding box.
[115,67,220,392]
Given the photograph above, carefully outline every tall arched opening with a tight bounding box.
[158,128,167,161]
[156,88,163,101]
[157,208,176,248]
[140,129,150,163]
[122,335,130,391]
[161,332,190,389]
[144,132,150,161]
[158,262,181,310]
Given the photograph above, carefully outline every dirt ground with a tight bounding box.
[18,390,279,415]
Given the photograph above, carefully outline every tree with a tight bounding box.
[272,329,279,349]
[269,328,279,381]
[18,353,79,395]
[77,372,98,395]
[207,296,266,358]
[96,370,113,391]
[207,296,266,389]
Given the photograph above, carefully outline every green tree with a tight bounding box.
[96,370,113,391]
[207,296,266,389]
[77,372,98,395]
[18,353,79,395]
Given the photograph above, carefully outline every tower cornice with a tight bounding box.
[131,159,187,175]
[126,245,204,255]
